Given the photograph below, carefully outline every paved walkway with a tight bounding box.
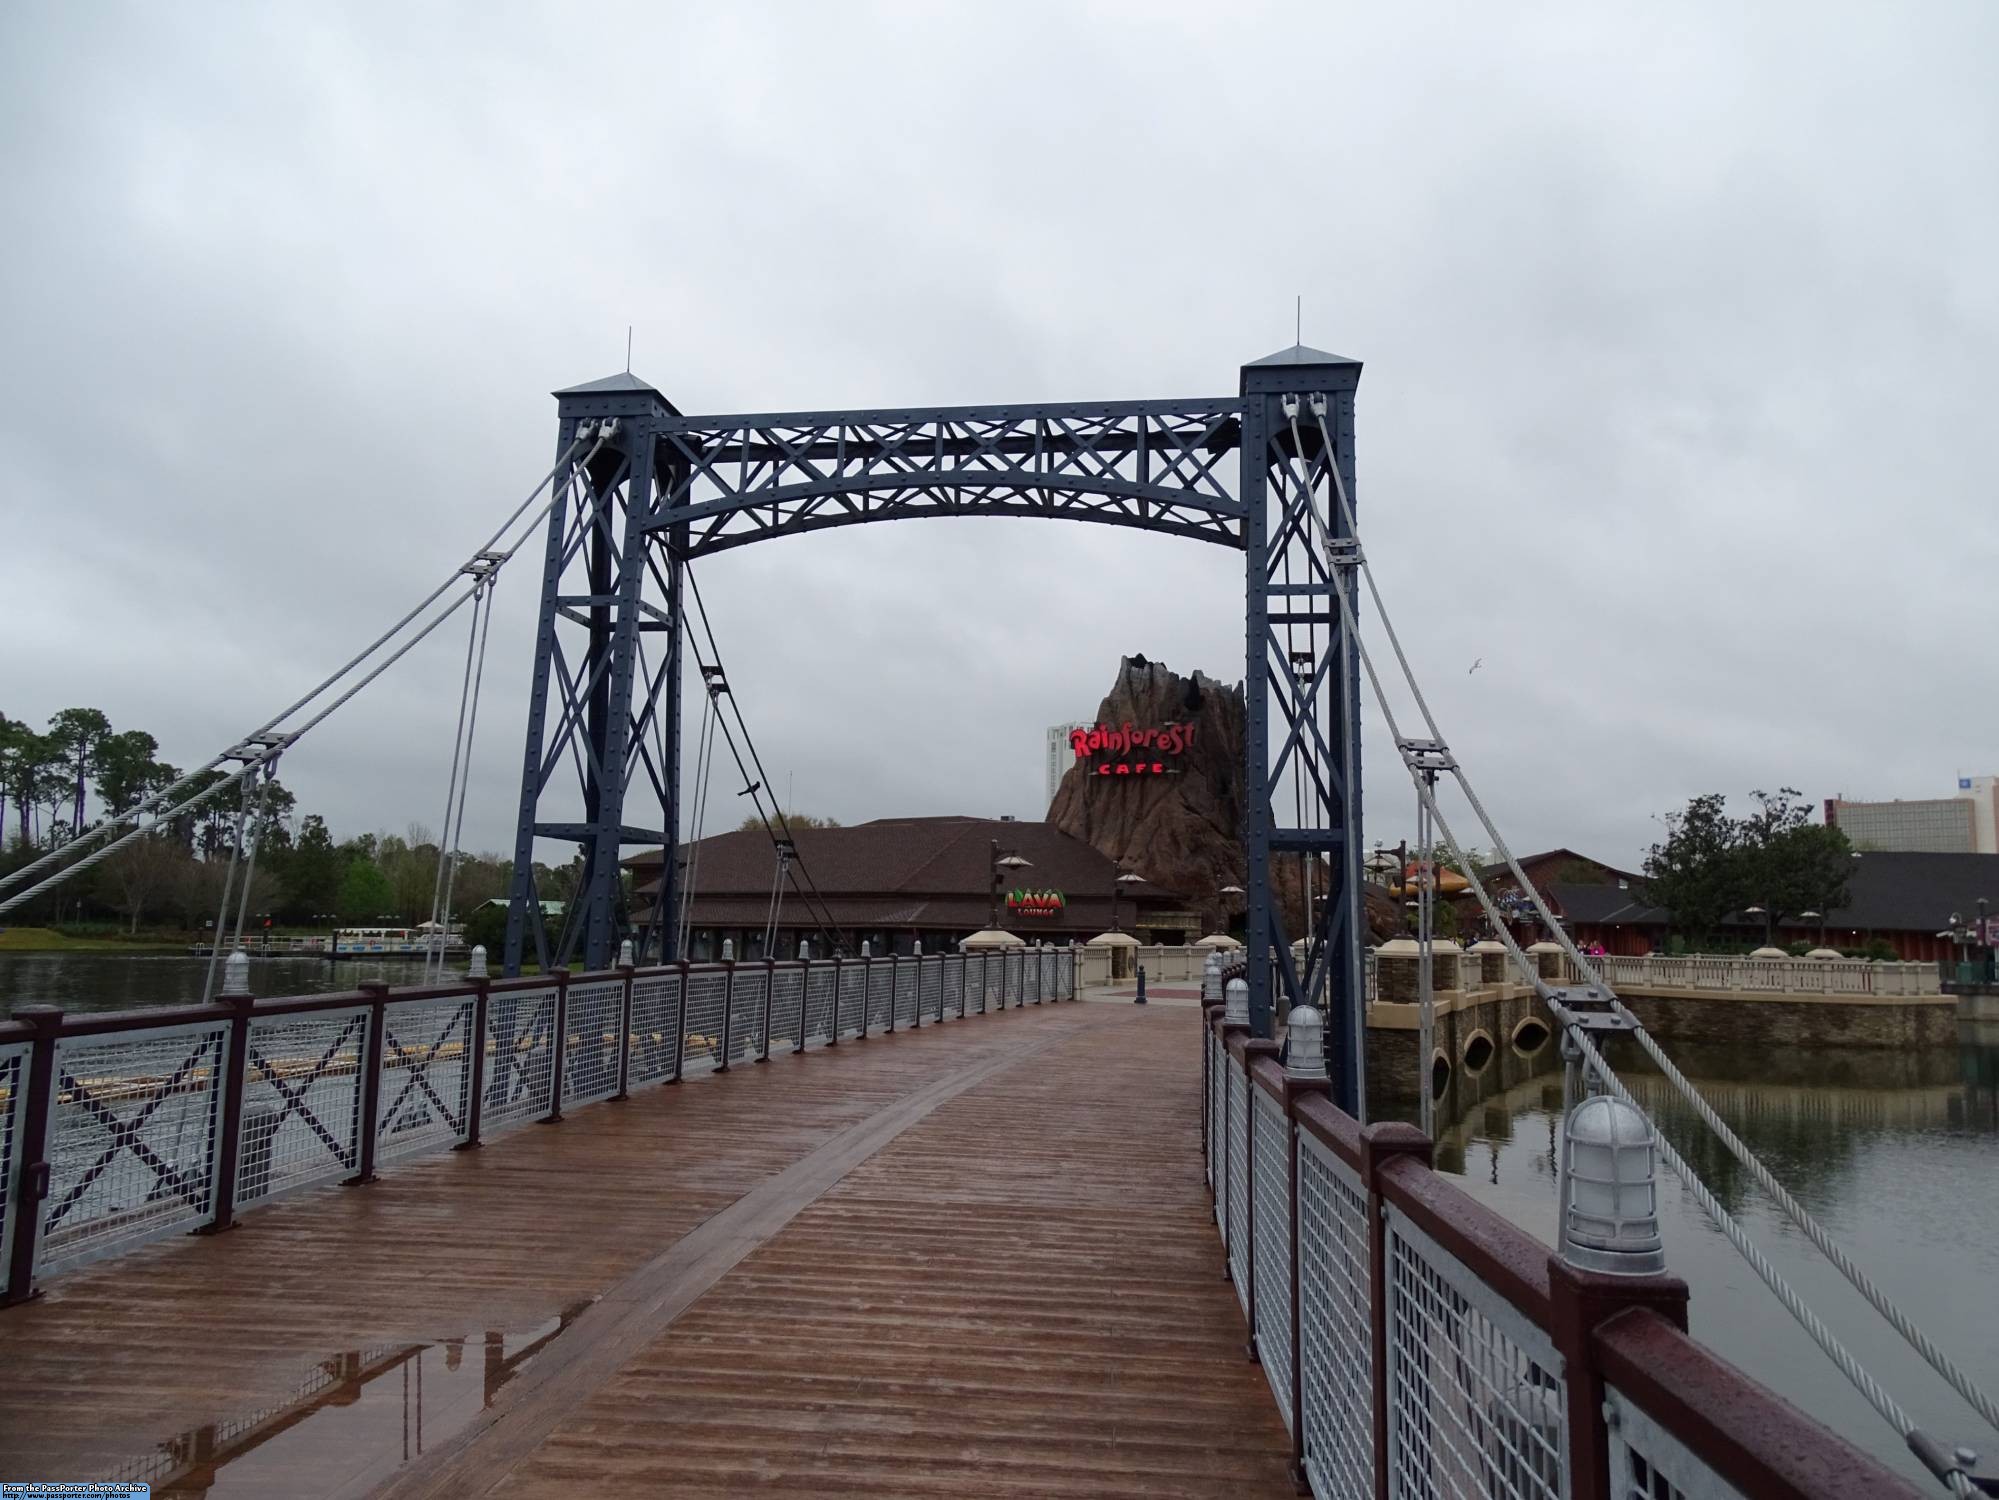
[0,1002,1291,1498]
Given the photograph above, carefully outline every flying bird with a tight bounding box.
[1468,658,1483,675]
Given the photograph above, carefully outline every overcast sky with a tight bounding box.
[4,2,1995,873]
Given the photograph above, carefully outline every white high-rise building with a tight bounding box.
[1827,776,1999,853]
[1046,722,1091,806]
[1959,775,1999,853]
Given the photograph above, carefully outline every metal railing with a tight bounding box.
[1357,948,1941,1003]
[1584,952,1940,997]
[1203,1010,1923,1500]
[0,945,1078,1303]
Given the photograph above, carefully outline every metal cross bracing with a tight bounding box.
[505,348,1370,1115]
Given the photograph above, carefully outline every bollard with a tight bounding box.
[1135,965,1147,1005]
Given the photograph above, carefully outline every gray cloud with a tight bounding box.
[3,1,1994,874]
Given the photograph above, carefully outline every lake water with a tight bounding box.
[6,953,1994,1489]
[0,951,458,1016]
[1410,1025,1999,1491]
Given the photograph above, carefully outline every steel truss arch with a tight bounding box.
[649,398,1246,557]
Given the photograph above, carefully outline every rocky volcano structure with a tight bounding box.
[1046,657,1246,929]
[1047,655,1398,941]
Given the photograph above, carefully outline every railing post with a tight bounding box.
[828,955,842,1045]
[203,991,255,1235]
[542,968,570,1120]
[760,958,776,1060]
[669,961,690,1080]
[346,982,390,1186]
[937,955,947,1022]
[4,1006,63,1307]
[1241,1037,1281,1363]
[888,952,901,1033]
[857,954,870,1041]
[1359,1121,1434,1500]
[1547,1255,1690,1500]
[459,974,490,1148]
[910,950,922,1029]
[718,957,736,1072]
[613,960,636,1097]
[797,957,811,1053]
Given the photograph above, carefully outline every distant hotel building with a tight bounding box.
[1826,776,1999,854]
[1045,722,1089,805]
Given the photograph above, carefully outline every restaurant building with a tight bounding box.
[628,815,1190,960]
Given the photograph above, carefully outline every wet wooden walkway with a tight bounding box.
[0,1001,1293,1498]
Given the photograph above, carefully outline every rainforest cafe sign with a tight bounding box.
[1006,889,1065,917]
[1069,720,1195,777]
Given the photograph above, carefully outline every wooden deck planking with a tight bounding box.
[0,1002,1291,1497]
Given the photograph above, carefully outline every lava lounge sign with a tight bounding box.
[1006,889,1066,917]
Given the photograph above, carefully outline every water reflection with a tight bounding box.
[1,953,453,1017]
[1397,1025,1999,1489]
[113,1300,593,1498]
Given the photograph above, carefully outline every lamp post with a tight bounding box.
[1217,882,1244,939]
[1800,909,1825,949]
[1113,868,1146,935]
[1745,903,1774,948]
[990,842,1032,929]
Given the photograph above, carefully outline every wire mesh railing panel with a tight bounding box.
[1227,1059,1249,1312]
[681,969,728,1074]
[1604,1385,1747,1500]
[769,966,806,1051]
[481,987,556,1136]
[562,980,626,1106]
[380,995,477,1159]
[803,965,837,1046]
[238,1007,369,1204]
[0,1042,24,1280]
[1004,949,1023,1006]
[980,956,1000,1012]
[917,957,939,1021]
[893,961,919,1029]
[1299,1131,1374,1500]
[628,973,683,1084]
[42,1021,228,1271]
[837,962,866,1037]
[1060,947,1074,997]
[1205,1029,1220,1195]
[944,955,966,1019]
[866,962,894,1032]
[729,970,767,1063]
[1384,1205,1568,1500]
[1252,1086,1295,1434]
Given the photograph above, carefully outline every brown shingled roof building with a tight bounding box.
[627,815,1193,959]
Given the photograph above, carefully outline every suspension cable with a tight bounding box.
[1277,394,1989,1486]
[676,686,721,960]
[199,776,255,1004]
[0,430,607,900]
[423,570,498,980]
[226,762,275,963]
[682,566,847,954]
[423,580,486,979]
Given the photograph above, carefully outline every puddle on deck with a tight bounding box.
[123,1300,593,1498]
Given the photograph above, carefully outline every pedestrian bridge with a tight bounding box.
[0,953,1916,1497]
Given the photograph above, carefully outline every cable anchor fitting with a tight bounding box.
[1396,738,1456,775]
